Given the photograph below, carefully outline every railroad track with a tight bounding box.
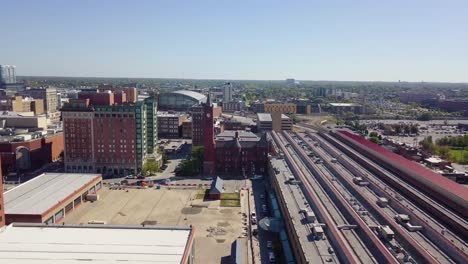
[295,131,453,263]
[276,131,398,263]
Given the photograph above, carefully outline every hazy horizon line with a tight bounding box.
[17,75,468,85]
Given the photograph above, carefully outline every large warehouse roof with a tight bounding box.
[4,173,102,215]
[0,223,193,264]
[172,90,207,102]
[338,130,468,201]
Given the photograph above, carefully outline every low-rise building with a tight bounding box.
[0,111,47,130]
[257,113,272,131]
[0,131,64,175]
[281,114,293,131]
[4,173,102,224]
[215,131,268,176]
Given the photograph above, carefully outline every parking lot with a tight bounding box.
[61,184,245,264]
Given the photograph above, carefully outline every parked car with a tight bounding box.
[137,175,145,179]
[125,175,135,179]
[268,252,276,263]
[262,204,268,213]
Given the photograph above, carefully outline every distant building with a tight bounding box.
[222,101,245,113]
[157,112,187,138]
[295,99,312,114]
[0,65,16,84]
[61,90,158,177]
[221,115,256,132]
[9,96,44,115]
[20,88,58,114]
[257,113,272,132]
[222,82,233,103]
[264,103,296,114]
[252,102,265,113]
[158,90,207,111]
[182,119,192,139]
[215,130,268,176]
[328,103,364,115]
[3,173,102,224]
[0,111,47,130]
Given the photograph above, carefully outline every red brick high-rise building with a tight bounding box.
[62,89,158,177]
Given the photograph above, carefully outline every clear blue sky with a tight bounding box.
[2,0,468,82]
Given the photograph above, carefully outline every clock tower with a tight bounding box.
[202,93,216,175]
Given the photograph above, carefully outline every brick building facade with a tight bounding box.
[62,90,158,177]
[215,131,268,177]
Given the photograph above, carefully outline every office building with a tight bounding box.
[20,88,58,114]
[61,90,158,177]
[10,96,44,115]
[157,112,188,138]
[215,130,268,176]
[0,65,16,84]
[222,82,233,103]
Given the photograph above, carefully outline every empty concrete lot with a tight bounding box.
[62,186,244,264]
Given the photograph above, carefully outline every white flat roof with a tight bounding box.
[329,103,360,107]
[0,224,192,264]
[4,173,101,215]
[257,113,272,122]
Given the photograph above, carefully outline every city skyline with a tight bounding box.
[2,0,468,82]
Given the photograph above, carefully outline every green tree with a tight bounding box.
[369,137,380,144]
[369,131,378,138]
[142,160,161,175]
[437,146,451,160]
[417,112,432,121]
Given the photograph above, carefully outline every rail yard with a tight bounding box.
[267,125,468,264]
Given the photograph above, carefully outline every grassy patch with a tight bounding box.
[220,199,241,207]
[196,189,208,199]
[220,193,241,207]
[220,193,240,200]
[449,149,468,164]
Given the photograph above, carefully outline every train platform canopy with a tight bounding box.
[338,130,468,201]
[0,223,194,264]
[4,173,102,215]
